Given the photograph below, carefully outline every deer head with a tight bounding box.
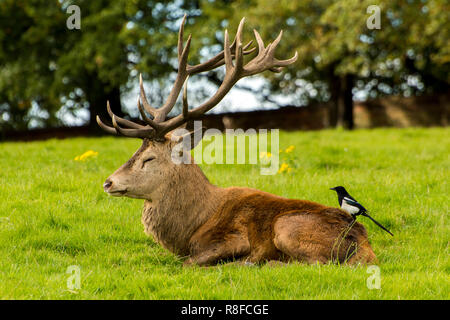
[98,15,297,200]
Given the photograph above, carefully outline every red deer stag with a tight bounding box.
[97,16,377,266]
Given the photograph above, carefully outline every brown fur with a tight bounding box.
[106,137,377,266]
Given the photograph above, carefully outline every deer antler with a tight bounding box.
[97,15,297,140]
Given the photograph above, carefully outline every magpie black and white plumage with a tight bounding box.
[330,186,394,236]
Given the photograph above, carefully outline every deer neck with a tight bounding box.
[142,162,222,255]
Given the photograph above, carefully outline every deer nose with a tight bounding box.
[103,179,113,190]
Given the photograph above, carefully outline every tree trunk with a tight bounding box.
[85,73,123,133]
[336,74,354,130]
[328,74,340,128]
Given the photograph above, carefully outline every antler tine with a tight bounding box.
[154,20,192,122]
[186,17,256,75]
[137,97,162,129]
[267,30,299,66]
[223,29,233,71]
[139,74,157,117]
[96,115,118,135]
[178,14,187,59]
[242,40,256,54]
[182,76,189,119]
[187,40,256,75]
[106,101,146,129]
[270,30,283,54]
[97,101,155,138]
[233,18,245,71]
[253,29,266,56]
[192,41,255,73]
[241,28,298,76]
[275,50,299,66]
[112,115,155,139]
[178,34,192,73]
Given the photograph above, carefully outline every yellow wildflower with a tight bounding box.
[74,150,98,161]
[285,145,295,153]
[278,162,290,174]
[259,152,272,159]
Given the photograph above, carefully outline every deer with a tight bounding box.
[97,16,377,266]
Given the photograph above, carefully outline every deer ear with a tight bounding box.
[170,125,205,151]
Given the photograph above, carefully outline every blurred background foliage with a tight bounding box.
[0,0,448,131]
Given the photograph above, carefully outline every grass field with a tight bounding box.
[0,128,448,299]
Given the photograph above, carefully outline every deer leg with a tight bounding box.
[185,237,250,267]
[273,232,329,264]
[183,247,225,266]
[244,244,279,264]
[273,213,331,264]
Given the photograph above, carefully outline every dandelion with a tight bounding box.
[285,145,295,153]
[259,152,272,159]
[260,152,272,165]
[278,162,291,174]
[74,150,98,161]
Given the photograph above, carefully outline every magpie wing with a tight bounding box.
[343,197,367,211]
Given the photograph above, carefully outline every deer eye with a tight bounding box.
[142,157,155,167]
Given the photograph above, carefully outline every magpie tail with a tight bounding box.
[362,212,394,236]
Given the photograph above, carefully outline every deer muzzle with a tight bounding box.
[103,178,127,196]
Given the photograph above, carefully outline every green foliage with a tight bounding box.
[0,1,448,130]
[199,0,449,102]
[0,0,66,129]
[0,0,199,130]
[0,128,448,299]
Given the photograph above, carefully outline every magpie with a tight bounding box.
[330,186,394,236]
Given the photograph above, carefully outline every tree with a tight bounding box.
[0,0,200,132]
[1,0,448,132]
[0,0,65,130]
[197,0,449,129]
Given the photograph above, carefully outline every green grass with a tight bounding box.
[0,128,448,299]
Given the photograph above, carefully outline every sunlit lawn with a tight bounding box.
[0,128,448,299]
